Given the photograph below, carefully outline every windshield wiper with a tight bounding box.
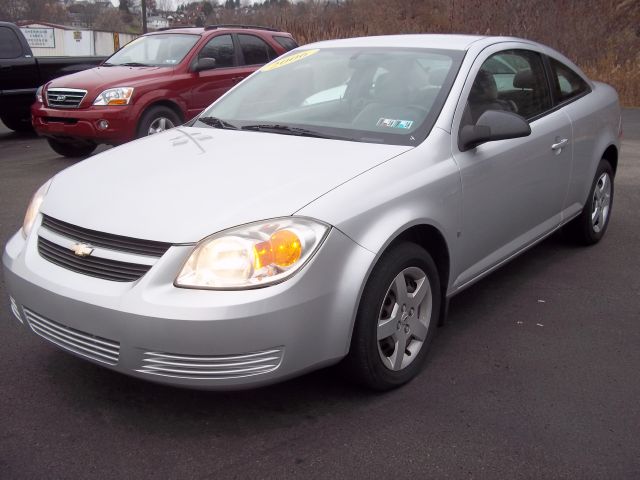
[119,62,151,67]
[197,117,239,130]
[241,124,338,139]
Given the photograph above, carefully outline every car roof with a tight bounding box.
[303,34,535,51]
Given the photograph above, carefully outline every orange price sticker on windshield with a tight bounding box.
[261,49,320,72]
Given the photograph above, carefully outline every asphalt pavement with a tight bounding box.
[1,111,639,479]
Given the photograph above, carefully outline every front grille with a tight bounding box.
[46,88,87,109]
[137,348,285,380]
[38,237,152,282]
[24,308,120,365]
[42,215,171,257]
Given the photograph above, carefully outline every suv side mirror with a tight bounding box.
[193,57,216,73]
[459,110,531,151]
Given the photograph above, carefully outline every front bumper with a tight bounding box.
[31,102,138,145]
[3,221,374,389]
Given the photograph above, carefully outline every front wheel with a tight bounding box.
[564,159,614,245]
[137,105,181,138]
[344,242,441,390]
[47,138,97,158]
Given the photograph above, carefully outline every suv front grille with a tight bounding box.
[46,88,88,109]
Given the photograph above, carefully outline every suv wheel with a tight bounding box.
[137,106,181,138]
[47,138,97,158]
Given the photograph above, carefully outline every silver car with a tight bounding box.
[3,35,621,390]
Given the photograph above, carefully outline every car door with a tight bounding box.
[451,47,573,288]
[0,25,38,94]
[188,34,248,117]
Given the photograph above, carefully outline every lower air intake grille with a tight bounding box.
[24,308,120,365]
[137,348,284,380]
[38,237,152,282]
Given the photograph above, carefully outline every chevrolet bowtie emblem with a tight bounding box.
[71,243,93,257]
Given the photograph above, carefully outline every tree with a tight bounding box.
[94,9,128,32]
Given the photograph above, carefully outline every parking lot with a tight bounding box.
[1,110,639,479]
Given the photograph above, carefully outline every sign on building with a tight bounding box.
[20,28,55,48]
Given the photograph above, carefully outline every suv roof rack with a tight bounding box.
[155,26,198,31]
[205,24,278,32]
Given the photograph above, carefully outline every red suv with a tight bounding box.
[32,25,297,157]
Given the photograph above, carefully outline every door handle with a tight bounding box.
[551,138,568,150]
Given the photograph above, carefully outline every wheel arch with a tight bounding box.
[602,144,618,176]
[139,100,185,125]
[348,221,453,342]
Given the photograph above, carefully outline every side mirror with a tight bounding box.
[193,57,216,73]
[459,110,531,151]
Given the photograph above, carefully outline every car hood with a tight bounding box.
[41,127,412,243]
[46,65,171,93]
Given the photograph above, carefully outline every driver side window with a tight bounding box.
[199,34,235,68]
[464,49,551,125]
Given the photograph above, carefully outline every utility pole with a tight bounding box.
[141,0,148,33]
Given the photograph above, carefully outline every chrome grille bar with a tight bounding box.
[137,348,284,380]
[24,308,120,365]
[46,88,88,109]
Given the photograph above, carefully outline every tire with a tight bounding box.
[1,114,34,133]
[47,138,97,158]
[137,105,181,138]
[344,242,441,390]
[564,159,614,245]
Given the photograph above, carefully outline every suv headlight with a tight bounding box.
[93,87,134,106]
[36,85,44,104]
[22,179,53,238]
[175,218,330,290]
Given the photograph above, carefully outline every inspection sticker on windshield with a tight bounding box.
[261,49,320,72]
[377,118,414,129]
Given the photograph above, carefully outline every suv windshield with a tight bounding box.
[105,34,199,67]
[196,47,464,146]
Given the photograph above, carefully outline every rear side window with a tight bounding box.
[549,57,590,103]
[199,34,235,68]
[0,27,23,59]
[273,36,298,52]
[237,34,276,65]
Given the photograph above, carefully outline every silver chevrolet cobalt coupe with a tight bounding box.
[4,35,621,390]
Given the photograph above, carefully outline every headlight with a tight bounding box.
[36,85,44,103]
[22,179,53,239]
[93,87,134,106]
[175,218,330,289]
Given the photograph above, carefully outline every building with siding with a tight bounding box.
[17,21,137,57]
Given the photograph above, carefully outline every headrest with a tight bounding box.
[513,70,536,89]
[470,69,497,101]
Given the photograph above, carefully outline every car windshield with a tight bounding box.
[105,34,199,67]
[196,47,464,146]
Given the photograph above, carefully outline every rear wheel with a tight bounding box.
[564,159,614,244]
[47,138,97,158]
[137,105,181,138]
[344,242,441,390]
